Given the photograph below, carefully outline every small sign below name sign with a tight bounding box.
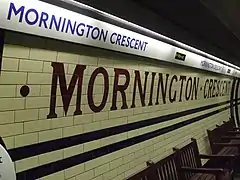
[175,52,186,61]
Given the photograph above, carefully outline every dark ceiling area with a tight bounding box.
[75,0,240,67]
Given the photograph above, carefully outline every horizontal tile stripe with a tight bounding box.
[16,103,236,180]
[9,99,238,161]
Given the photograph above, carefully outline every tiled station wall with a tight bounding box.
[0,31,233,180]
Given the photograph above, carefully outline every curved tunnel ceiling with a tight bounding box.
[200,0,240,40]
[71,0,240,67]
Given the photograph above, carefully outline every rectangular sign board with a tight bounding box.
[0,0,239,77]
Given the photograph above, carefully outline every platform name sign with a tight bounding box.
[46,62,232,119]
[1,0,149,52]
[0,0,239,77]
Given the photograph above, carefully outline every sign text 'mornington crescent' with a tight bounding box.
[7,2,148,51]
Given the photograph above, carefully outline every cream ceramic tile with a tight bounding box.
[92,175,103,180]
[30,48,57,62]
[0,85,16,98]
[15,132,38,147]
[84,139,101,152]
[79,55,98,66]
[39,128,63,143]
[15,156,39,173]
[102,169,118,180]
[110,158,123,170]
[57,52,79,64]
[0,123,23,137]
[64,164,84,179]
[94,163,110,176]
[3,44,30,59]
[39,150,63,165]
[43,61,53,73]
[1,57,19,71]
[84,155,111,171]
[0,71,27,85]
[24,119,51,133]
[2,136,15,149]
[15,109,39,122]
[93,111,108,122]
[0,111,14,124]
[27,73,52,85]
[19,59,43,72]
[63,124,83,137]
[75,170,94,180]
[83,121,101,133]
[63,144,83,158]
[51,116,73,128]
[26,96,49,108]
